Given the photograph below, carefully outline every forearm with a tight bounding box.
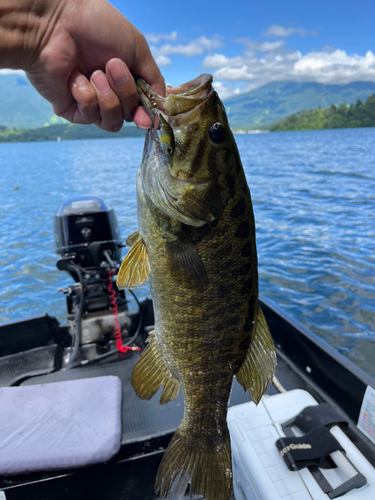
[0,0,63,70]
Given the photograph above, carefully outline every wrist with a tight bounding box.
[0,0,64,70]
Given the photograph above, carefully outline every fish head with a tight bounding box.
[137,74,236,227]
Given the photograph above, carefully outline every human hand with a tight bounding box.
[3,0,164,131]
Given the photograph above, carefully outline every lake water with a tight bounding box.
[0,128,374,378]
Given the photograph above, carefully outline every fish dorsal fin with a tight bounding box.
[236,306,277,404]
[117,231,150,289]
[165,229,208,288]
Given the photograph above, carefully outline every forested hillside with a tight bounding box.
[270,94,375,132]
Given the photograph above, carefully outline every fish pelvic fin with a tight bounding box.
[116,230,151,289]
[236,306,277,404]
[155,427,232,500]
[131,332,179,404]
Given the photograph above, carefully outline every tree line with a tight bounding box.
[0,123,144,142]
[270,94,375,132]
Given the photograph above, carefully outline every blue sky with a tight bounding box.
[114,0,375,98]
[1,0,374,100]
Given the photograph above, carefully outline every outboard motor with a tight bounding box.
[54,194,122,278]
[54,195,140,367]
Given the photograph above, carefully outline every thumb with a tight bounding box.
[130,30,166,98]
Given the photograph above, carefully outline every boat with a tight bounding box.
[0,195,374,500]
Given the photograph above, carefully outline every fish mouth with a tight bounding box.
[137,75,216,226]
[136,74,214,126]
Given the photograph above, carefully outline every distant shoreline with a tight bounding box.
[1,106,374,144]
[0,123,145,144]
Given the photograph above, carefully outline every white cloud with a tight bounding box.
[236,39,285,52]
[155,55,172,67]
[150,35,223,62]
[0,69,25,75]
[213,81,242,100]
[204,54,249,69]
[203,47,375,93]
[146,31,178,44]
[263,25,318,37]
[293,50,375,84]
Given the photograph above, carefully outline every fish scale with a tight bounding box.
[117,74,276,500]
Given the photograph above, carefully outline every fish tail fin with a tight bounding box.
[131,332,179,404]
[236,305,277,404]
[155,427,232,500]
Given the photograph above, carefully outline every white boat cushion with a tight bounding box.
[0,376,122,475]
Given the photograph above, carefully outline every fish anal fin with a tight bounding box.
[236,306,277,404]
[155,427,232,500]
[131,332,179,404]
[116,232,150,289]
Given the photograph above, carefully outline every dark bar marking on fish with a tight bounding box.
[234,221,250,239]
[230,198,246,219]
[208,149,218,172]
[238,262,252,277]
[180,134,192,153]
[240,241,253,258]
[241,279,253,295]
[238,336,251,353]
[226,303,239,314]
[190,138,207,174]
[229,315,240,327]
[225,174,236,197]
[220,257,233,272]
[224,147,231,167]
[216,285,231,299]
[189,223,213,245]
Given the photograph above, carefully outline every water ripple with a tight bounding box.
[0,128,374,377]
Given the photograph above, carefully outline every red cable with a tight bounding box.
[107,270,140,353]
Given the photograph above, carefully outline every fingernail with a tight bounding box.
[91,70,111,94]
[73,73,89,90]
[108,59,129,86]
[136,124,149,130]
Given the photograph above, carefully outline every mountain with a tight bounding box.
[223,81,375,127]
[2,74,375,129]
[0,73,67,128]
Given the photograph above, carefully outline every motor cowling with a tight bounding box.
[54,194,123,276]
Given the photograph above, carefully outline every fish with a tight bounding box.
[117,74,276,500]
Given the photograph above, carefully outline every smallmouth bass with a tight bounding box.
[117,74,276,500]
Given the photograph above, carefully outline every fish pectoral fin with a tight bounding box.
[125,230,140,247]
[116,231,150,289]
[236,306,277,405]
[166,230,208,288]
[131,331,179,405]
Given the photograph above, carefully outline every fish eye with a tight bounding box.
[166,146,173,155]
[208,122,226,144]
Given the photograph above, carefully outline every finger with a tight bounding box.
[106,58,139,123]
[133,107,153,129]
[131,31,166,98]
[68,70,101,124]
[90,70,124,132]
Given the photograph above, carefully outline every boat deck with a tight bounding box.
[0,297,374,499]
